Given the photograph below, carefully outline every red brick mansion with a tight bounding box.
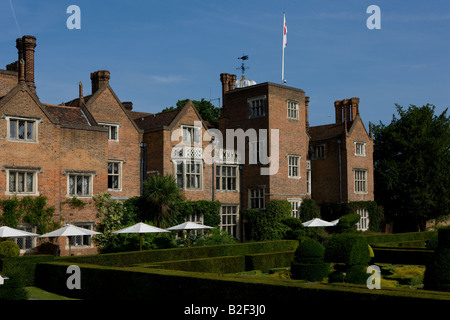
[0,36,373,255]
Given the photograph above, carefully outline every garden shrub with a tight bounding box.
[0,241,20,258]
[282,217,306,241]
[245,200,291,241]
[291,239,329,282]
[299,199,320,221]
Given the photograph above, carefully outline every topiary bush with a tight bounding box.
[325,233,371,284]
[291,239,330,282]
[294,239,325,264]
[0,241,20,258]
[334,214,361,233]
[324,233,370,266]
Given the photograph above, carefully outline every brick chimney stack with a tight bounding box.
[334,100,343,124]
[90,70,110,94]
[305,96,310,129]
[220,73,237,102]
[335,98,360,124]
[16,35,37,91]
[351,97,360,120]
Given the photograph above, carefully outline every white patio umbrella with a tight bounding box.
[330,219,340,226]
[112,222,169,251]
[167,222,213,247]
[0,226,39,238]
[302,218,335,240]
[40,224,101,256]
[302,218,335,227]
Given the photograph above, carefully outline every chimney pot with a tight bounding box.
[91,70,110,94]
[122,101,133,111]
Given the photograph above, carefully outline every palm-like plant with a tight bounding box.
[142,174,184,228]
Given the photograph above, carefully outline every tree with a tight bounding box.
[163,98,221,123]
[142,174,184,228]
[300,198,320,221]
[373,104,450,231]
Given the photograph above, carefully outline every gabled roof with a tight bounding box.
[132,108,181,132]
[77,85,143,133]
[0,82,57,124]
[132,100,209,133]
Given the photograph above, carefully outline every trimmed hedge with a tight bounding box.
[34,261,450,301]
[365,231,436,246]
[0,241,298,286]
[0,255,55,286]
[245,251,295,273]
[143,255,246,273]
[372,247,434,265]
[424,227,450,291]
[291,263,330,282]
[59,240,298,267]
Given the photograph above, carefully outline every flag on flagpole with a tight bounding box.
[283,13,287,48]
[282,12,287,83]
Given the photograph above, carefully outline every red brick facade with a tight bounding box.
[0,36,374,255]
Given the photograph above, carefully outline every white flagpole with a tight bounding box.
[281,12,287,84]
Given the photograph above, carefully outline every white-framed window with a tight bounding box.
[6,116,39,142]
[107,161,122,191]
[182,125,201,145]
[356,208,369,231]
[6,169,39,195]
[355,141,366,156]
[287,100,299,120]
[288,155,300,178]
[354,169,368,193]
[288,199,302,219]
[312,145,325,159]
[70,223,96,247]
[220,205,239,238]
[68,173,93,197]
[175,160,202,190]
[249,186,265,209]
[216,165,238,191]
[248,96,266,118]
[99,122,119,141]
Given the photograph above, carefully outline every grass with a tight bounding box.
[25,286,79,300]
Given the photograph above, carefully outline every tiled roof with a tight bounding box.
[308,122,348,141]
[42,104,91,126]
[132,109,181,132]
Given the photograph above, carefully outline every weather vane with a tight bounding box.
[237,54,249,75]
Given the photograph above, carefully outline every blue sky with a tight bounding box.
[1,0,449,127]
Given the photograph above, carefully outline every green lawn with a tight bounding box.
[25,286,79,300]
